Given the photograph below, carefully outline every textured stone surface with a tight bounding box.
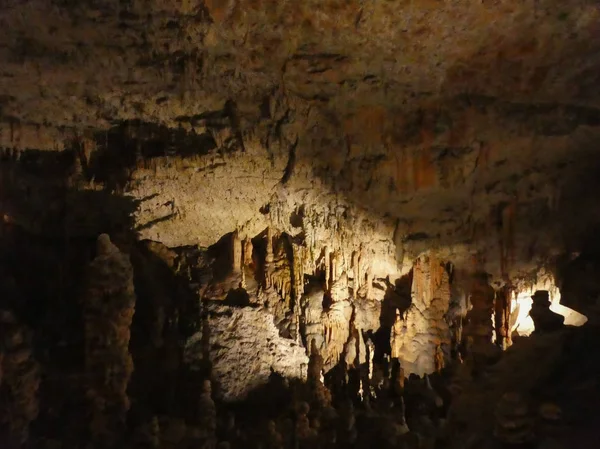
[1,2,600,448]
[1,1,600,287]
[391,252,451,376]
[0,309,39,446]
[82,234,136,443]
[184,302,308,401]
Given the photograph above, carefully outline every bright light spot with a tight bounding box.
[511,269,587,336]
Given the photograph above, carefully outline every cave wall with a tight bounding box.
[1,1,600,447]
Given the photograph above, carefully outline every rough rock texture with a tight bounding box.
[464,272,497,356]
[1,1,600,448]
[0,309,39,446]
[2,1,600,288]
[391,252,451,376]
[82,234,136,444]
[184,302,308,401]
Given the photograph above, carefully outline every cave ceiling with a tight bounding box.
[1,0,600,282]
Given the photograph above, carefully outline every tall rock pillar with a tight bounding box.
[82,234,136,444]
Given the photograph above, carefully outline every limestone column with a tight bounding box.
[494,285,512,349]
[82,234,136,445]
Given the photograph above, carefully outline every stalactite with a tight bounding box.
[498,198,517,279]
[494,285,512,349]
[231,230,242,273]
[351,249,361,296]
[324,246,331,291]
[291,243,303,302]
[242,237,253,268]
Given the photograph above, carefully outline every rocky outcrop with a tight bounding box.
[184,302,308,401]
[82,234,136,444]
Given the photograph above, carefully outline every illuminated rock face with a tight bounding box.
[391,253,451,376]
[184,229,395,400]
[511,269,587,337]
[184,303,308,402]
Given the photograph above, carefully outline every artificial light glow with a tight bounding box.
[511,269,587,336]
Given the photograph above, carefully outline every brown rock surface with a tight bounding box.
[1,2,600,448]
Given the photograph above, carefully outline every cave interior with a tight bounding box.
[1,1,600,449]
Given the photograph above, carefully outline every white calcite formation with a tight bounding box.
[391,252,451,376]
[184,302,308,401]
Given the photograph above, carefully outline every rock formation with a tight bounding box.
[82,234,136,444]
[530,291,565,334]
[494,392,534,445]
[391,253,451,376]
[184,302,308,401]
[0,309,39,446]
[1,1,600,448]
[464,272,497,359]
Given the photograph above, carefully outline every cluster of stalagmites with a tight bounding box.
[0,223,575,449]
[197,227,574,400]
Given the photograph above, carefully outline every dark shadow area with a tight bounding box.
[0,149,139,446]
[374,271,413,365]
[87,120,218,191]
[0,146,201,447]
[224,286,251,306]
[207,232,235,281]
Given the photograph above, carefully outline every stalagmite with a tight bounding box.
[324,246,331,291]
[4,3,600,448]
[307,340,331,408]
[265,420,283,449]
[464,271,496,358]
[322,298,353,371]
[391,253,451,376]
[338,397,357,445]
[302,287,325,353]
[494,392,534,445]
[295,401,316,442]
[0,309,40,445]
[82,233,136,444]
[351,250,361,296]
[197,379,217,441]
